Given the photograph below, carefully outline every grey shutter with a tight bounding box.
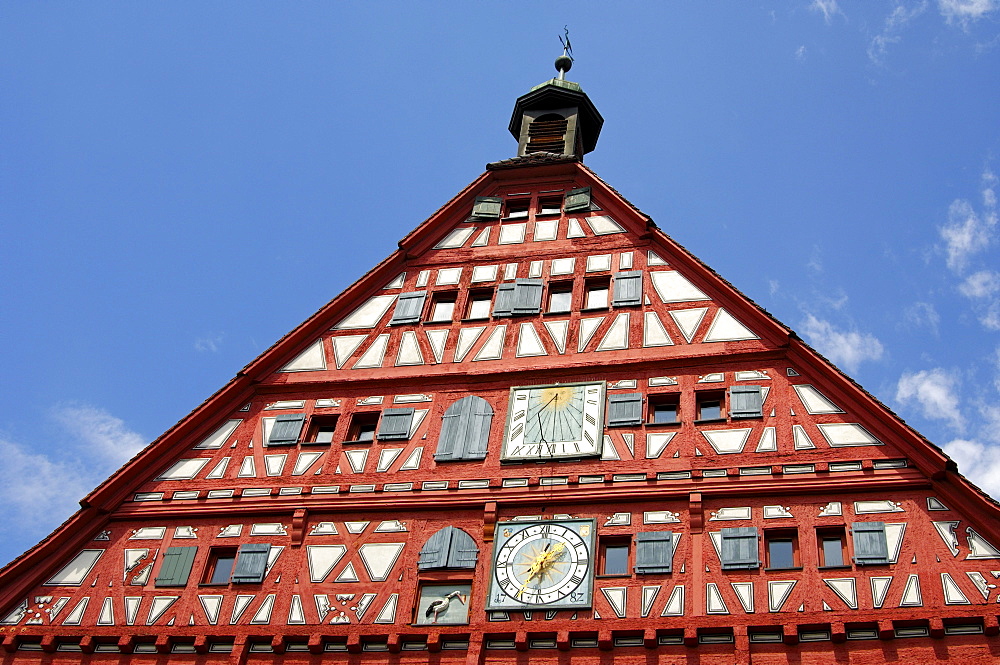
[471,196,502,219]
[446,528,479,569]
[154,546,197,587]
[418,528,453,570]
[720,527,760,570]
[267,413,305,446]
[436,396,493,461]
[232,544,270,583]
[729,385,763,419]
[852,522,889,565]
[377,408,414,441]
[492,283,516,317]
[511,279,544,315]
[564,187,592,212]
[389,291,427,325]
[635,532,674,574]
[607,393,643,427]
[612,271,643,307]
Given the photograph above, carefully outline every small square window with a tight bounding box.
[538,199,562,216]
[346,412,379,444]
[585,280,610,310]
[648,395,680,424]
[203,547,237,585]
[415,583,471,626]
[505,200,529,219]
[696,391,725,421]
[429,295,456,323]
[466,291,493,320]
[305,415,339,445]
[818,528,846,567]
[600,538,631,576]
[765,530,798,570]
[548,284,573,313]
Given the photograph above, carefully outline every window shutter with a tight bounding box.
[154,546,197,587]
[471,196,502,219]
[511,279,544,315]
[635,532,674,574]
[492,283,516,317]
[232,544,271,583]
[464,396,494,459]
[612,271,643,307]
[435,396,493,461]
[564,187,592,212]
[720,527,759,570]
[852,522,889,565]
[446,528,479,569]
[607,393,643,427]
[389,291,427,325]
[729,385,763,419]
[418,528,453,570]
[377,408,414,441]
[267,413,305,446]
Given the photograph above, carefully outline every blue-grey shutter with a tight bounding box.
[511,279,543,315]
[492,283,516,317]
[612,271,643,307]
[389,291,427,325]
[720,527,759,570]
[418,528,453,570]
[729,385,763,419]
[435,396,493,461]
[446,528,479,569]
[376,408,414,441]
[471,196,502,219]
[154,546,197,587]
[564,187,592,212]
[607,393,643,427]
[635,532,674,574]
[852,522,889,565]
[267,413,305,446]
[231,544,270,583]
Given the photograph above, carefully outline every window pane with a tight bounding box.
[768,539,794,569]
[357,424,376,442]
[586,286,608,309]
[653,404,677,424]
[468,297,491,320]
[316,427,335,443]
[549,290,572,313]
[209,556,236,585]
[699,401,721,420]
[822,538,843,566]
[539,202,561,215]
[603,545,629,575]
[431,300,455,322]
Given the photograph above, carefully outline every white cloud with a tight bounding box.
[795,45,808,61]
[944,438,1000,497]
[800,314,884,372]
[958,269,1000,298]
[811,0,844,24]
[904,301,940,335]
[50,403,145,465]
[195,332,225,353]
[940,168,998,273]
[938,0,998,26]
[868,2,929,65]
[896,368,965,431]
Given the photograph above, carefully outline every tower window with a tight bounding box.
[505,200,530,219]
[584,279,610,310]
[429,294,456,323]
[466,291,493,320]
[599,538,630,576]
[765,530,798,570]
[538,198,562,216]
[527,113,568,154]
[696,391,725,421]
[346,412,380,443]
[648,395,680,424]
[547,283,573,313]
[305,415,339,445]
[203,547,238,585]
[818,528,847,567]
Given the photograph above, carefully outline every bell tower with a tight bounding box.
[508,41,604,160]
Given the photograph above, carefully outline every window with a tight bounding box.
[389,291,427,325]
[304,415,338,445]
[635,532,676,574]
[851,521,890,565]
[415,583,472,626]
[538,198,562,216]
[648,394,680,424]
[429,295,456,323]
[611,271,643,307]
[155,546,197,587]
[696,392,725,421]
[719,527,760,570]
[729,385,764,419]
[346,412,379,444]
[376,408,415,441]
[584,280,610,310]
[267,413,305,446]
[600,539,630,576]
[493,279,543,317]
[505,200,529,219]
[231,544,271,584]
[818,528,846,567]
[466,291,492,320]
[434,396,493,461]
[202,547,237,585]
[765,530,798,569]
[547,284,572,313]
[607,393,643,427]
[417,526,479,569]
[470,196,502,220]
[564,186,592,212]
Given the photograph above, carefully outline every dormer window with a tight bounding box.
[526,113,568,154]
[505,200,530,219]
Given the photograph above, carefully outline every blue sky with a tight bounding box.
[1,2,998,567]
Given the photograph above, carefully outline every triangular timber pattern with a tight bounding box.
[2,121,1000,665]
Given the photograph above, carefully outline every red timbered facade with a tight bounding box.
[3,63,1000,664]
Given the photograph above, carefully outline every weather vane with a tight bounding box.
[555,26,574,79]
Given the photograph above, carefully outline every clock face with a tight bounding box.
[487,519,595,611]
[502,382,605,460]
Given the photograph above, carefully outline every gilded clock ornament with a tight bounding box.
[487,519,595,611]
[502,382,605,460]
